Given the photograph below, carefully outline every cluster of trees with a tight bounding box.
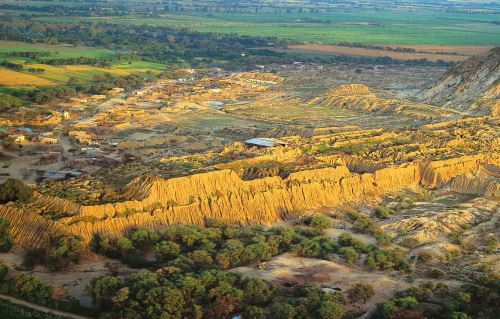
[0,60,45,73]
[43,57,112,67]
[0,20,286,66]
[26,86,77,104]
[91,222,302,269]
[0,92,25,111]
[23,234,84,271]
[0,51,52,59]
[0,60,24,71]
[0,178,33,204]
[90,217,411,273]
[87,269,348,319]
[372,277,500,319]
[0,267,89,316]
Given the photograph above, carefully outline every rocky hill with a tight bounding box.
[1,116,498,247]
[423,47,500,114]
[309,84,454,118]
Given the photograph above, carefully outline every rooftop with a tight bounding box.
[244,137,287,147]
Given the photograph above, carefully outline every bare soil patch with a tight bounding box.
[284,44,489,62]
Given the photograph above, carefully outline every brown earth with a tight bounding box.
[283,44,488,62]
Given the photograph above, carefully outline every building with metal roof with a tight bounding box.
[244,137,287,147]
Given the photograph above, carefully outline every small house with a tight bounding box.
[244,138,287,148]
[12,134,26,143]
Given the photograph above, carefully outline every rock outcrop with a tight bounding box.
[309,84,452,117]
[13,153,493,244]
[423,47,500,114]
[0,205,65,248]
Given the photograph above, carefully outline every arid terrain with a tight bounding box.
[0,43,499,318]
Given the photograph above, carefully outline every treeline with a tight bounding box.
[336,42,417,53]
[0,51,52,59]
[0,20,287,66]
[0,60,45,73]
[42,57,112,67]
[0,2,325,17]
[0,19,454,68]
[0,265,92,317]
[9,72,160,104]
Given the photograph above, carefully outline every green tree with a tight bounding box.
[243,277,271,304]
[143,286,185,319]
[244,305,265,319]
[309,215,333,232]
[86,275,122,309]
[223,239,245,265]
[130,228,158,250]
[270,302,296,319]
[189,249,213,270]
[317,300,344,319]
[0,218,13,252]
[215,251,232,269]
[155,241,180,261]
[348,283,375,304]
[46,235,84,271]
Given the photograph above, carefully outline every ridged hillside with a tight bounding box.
[0,205,65,248]
[309,84,452,117]
[7,152,494,245]
[424,47,500,113]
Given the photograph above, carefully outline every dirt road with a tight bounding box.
[0,294,93,319]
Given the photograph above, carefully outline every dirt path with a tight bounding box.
[0,294,93,319]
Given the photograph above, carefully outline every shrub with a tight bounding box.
[348,211,374,233]
[375,232,392,246]
[340,247,359,265]
[0,263,8,281]
[429,267,445,279]
[0,218,13,252]
[417,251,433,264]
[348,283,375,304]
[375,206,394,219]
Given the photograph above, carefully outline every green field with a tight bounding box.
[0,41,167,88]
[36,10,500,45]
[0,40,114,59]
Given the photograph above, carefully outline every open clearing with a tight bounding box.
[233,253,410,312]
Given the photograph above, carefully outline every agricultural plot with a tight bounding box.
[37,10,500,46]
[0,40,114,59]
[0,60,166,88]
